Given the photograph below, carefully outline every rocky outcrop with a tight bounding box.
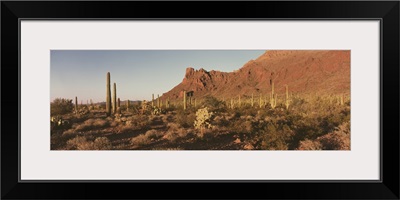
[162,50,350,100]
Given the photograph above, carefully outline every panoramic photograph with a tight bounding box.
[50,50,350,150]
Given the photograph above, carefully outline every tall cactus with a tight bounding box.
[157,94,160,108]
[166,98,170,108]
[127,99,130,111]
[285,85,290,110]
[183,91,187,110]
[251,93,254,107]
[194,98,196,108]
[271,79,275,96]
[270,80,277,109]
[75,96,78,114]
[340,94,344,106]
[106,72,111,116]
[113,83,117,114]
[117,97,121,114]
[270,93,277,109]
[238,95,241,108]
[230,98,234,109]
[259,94,262,108]
[152,94,154,107]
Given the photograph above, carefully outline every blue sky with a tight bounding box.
[50,50,265,102]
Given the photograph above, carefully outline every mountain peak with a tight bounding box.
[163,50,350,100]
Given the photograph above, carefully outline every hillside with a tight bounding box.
[162,50,350,99]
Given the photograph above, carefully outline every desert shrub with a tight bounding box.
[163,123,189,141]
[66,136,94,150]
[233,106,258,118]
[202,96,226,112]
[66,136,112,150]
[126,115,151,130]
[176,110,196,128]
[131,134,151,146]
[74,118,109,132]
[296,121,350,150]
[152,147,184,150]
[298,139,322,150]
[145,129,164,139]
[254,121,294,150]
[318,122,350,150]
[232,119,254,134]
[131,129,163,146]
[151,106,165,115]
[51,98,74,116]
[213,115,230,127]
[92,137,112,150]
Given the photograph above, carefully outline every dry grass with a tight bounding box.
[66,136,112,150]
[74,118,109,132]
[131,129,163,146]
[163,123,189,141]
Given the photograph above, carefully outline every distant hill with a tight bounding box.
[161,50,350,100]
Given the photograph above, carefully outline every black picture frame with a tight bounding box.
[2,1,399,199]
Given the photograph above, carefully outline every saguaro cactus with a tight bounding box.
[127,99,130,111]
[75,96,78,114]
[183,91,187,110]
[259,94,262,108]
[251,93,254,107]
[238,95,241,108]
[106,72,111,116]
[271,79,275,96]
[157,94,160,108]
[340,94,344,106]
[270,93,277,109]
[152,94,154,107]
[113,83,117,114]
[270,80,277,109]
[230,98,234,109]
[285,85,290,110]
[166,98,170,108]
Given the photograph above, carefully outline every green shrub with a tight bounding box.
[176,109,196,128]
[202,96,226,112]
[51,98,74,116]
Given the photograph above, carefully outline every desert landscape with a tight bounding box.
[51,50,350,150]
